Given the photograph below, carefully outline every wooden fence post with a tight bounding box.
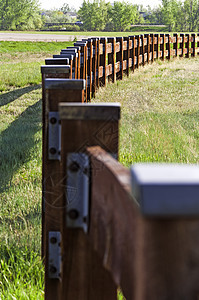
[144,34,150,64]
[107,37,116,83]
[92,38,99,97]
[129,36,135,72]
[58,103,121,299]
[74,42,88,101]
[140,35,145,66]
[173,33,178,58]
[185,33,190,58]
[86,38,93,101]
[150,33,155,63]
[41,65,71,104]
[67,46,81,79]
[123,36,130,76]
[99,37,107,87]
[179,34,185,58]
[191,33,196,57]
[135,35,140,68]
[116,37,123,80]
[197,33,199,56]
[42,79,85,300]
[160,34,165,61]
[154,34,159,60]
[165,34,171,60]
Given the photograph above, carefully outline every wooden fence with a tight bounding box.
[42,33,199,103]
[41,33,199,299]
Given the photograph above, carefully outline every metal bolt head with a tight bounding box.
[49,265,57,274]
[69,161,80,172]
[50,117,57,124]
[49,147,57,155]
[68,209,79,220]
[50,237,57,244]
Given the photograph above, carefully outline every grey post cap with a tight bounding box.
[61,48,77,53]
[44,79,86,90]
[53,52,78,60]
[74,42,87,46]
[45,58,70,65]
[67,46,81,50]
[131,163,199,217]
[59,103,121,120]
[41,65,71,74]
[61,49,77,53]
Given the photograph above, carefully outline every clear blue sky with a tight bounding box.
[39,0,162,11]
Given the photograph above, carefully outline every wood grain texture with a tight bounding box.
[87,146,199,300]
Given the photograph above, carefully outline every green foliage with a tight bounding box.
[108,1,139,32]
[0,0,43,30]
[160,0,199,31]
[78,0,108,31]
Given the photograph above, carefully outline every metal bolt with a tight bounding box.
[50,237,57,244]
[49,147,57,155]
[50,265,57,274]
[68,209,79,220]
[69,161,80,172]
[50,117,57,124]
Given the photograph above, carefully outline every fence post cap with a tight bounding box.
[44,79,86,90]
[131,163,199,217]
[41,65,71,74]
[58,102,121,120]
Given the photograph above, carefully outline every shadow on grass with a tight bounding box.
[0,85,41,107]
[0,99,42,192]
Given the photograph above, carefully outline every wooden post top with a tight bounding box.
[44,78,86,90]
[41,65,71,74]
[131,163,199,217]
[45,58,70,65]
[59,102,121,120]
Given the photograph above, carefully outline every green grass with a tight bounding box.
[0,41,199,299]
[94,57,199,167]
[0,41,74,54]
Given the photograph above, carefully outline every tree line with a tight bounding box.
[0,0,199,32]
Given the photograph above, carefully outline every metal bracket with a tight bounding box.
[48,231,61,279]
[48,112,61,160]
[66,153,89,233]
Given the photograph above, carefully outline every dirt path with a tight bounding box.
[0,32,90,42]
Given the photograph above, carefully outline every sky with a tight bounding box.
[38,0,162,11]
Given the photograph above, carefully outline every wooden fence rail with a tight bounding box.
[41,32,199,299]
[41,33,199,103]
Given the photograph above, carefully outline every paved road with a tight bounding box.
[0,32,89,42]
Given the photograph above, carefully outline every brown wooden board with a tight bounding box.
[58,103,120,299]
[166,34,171,60]
[191,33,196,57]
[154,34,159,60]
[107,37,116,83]
[42,79,85,300]
[99,38,107,87]
[123,36,130,76]
[185,34,190,58]
[150,33,155,62]
[160,34,165,61]
[86,146,199,300]
[116,37,123,80]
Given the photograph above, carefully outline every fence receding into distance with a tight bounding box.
[41,33,199,299]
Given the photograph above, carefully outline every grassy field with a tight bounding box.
[0,41,199,299]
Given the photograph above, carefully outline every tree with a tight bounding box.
[0,0,42,30]
[183,0,199,31]
[78,0,108,31]
[108,1,138,31]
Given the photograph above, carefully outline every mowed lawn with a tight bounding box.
[0,41,199,299]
